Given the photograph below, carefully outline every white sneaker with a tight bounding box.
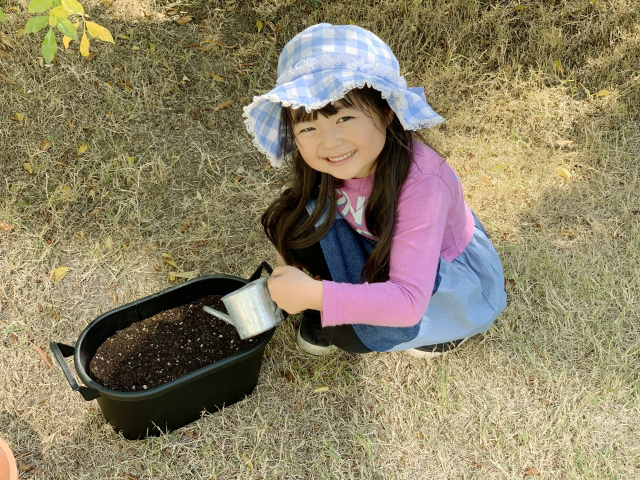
[404,338,468,359]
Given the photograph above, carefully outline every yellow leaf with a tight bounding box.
[53,266,69,282]
[22,162,33,174]
[555,166,572,180]
[0,221,14,232]
[128,156,134,164]
[209,73,224,82]
[241,454,254,474]
[554,59,564,74]
[312,386,329,393]
[50,6,69,19]
[61,0,84,15]
[149,43,155,54]
[80,31,89,56]
[596,90,612,97]
[86,21,114,43]
[49,14,58,26]
[168,271,196,279]
[256,20,263,32]
[63,35,72,49]
[104,236,113,250]
[78,143,88,154]
[162,253,179,268]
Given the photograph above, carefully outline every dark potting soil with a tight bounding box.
[89,295,266,392]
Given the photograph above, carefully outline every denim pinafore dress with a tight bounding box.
[306,199,507,352]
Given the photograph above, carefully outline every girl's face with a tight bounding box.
[292,102,389,180]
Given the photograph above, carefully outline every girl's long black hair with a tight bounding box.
[261,86,424,283]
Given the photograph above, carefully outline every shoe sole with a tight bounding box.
[404,338,469,359]
[297,329,336,356]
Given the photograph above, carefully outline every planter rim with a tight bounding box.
[73,273,275,401]
[0,436,18,480]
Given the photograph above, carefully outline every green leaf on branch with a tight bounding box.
[25,16,50,33]
[0,8,6,24]
[57,18,77,40]
[28,0,54,14]
[61,0,84,15]
[42,27,58,63]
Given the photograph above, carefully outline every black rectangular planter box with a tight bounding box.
[51,266,275,440]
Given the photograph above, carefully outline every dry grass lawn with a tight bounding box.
[1,0,639,478]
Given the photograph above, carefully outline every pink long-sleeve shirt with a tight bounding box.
[321,142,475,327]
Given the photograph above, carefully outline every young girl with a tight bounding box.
[243,23,507,358]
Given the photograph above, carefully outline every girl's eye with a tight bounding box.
[297,126,315,134]
[337,116,353,123]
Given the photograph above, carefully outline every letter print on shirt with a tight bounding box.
[336,188,374,238]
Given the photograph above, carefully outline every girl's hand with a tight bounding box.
[267,266,323,314]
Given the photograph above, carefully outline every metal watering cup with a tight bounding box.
[203,268,284,339]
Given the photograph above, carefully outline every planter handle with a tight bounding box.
[50,342,100,401]
[248,262,273,282]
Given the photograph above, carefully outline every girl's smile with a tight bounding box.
[325,150,355,163]
[293,103,389,179]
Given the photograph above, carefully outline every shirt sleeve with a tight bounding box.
[321,174,452,327]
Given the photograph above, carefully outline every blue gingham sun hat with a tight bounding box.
[243,23,444,167]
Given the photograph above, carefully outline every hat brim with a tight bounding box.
[243,70,444,167]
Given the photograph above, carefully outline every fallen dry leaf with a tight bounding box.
[33,344,54,370]
[295,400,302,413]
[161,253,178,268]
[52,266,69,282]
[241,454,254,473]
[555,139,574,146]
[18,461,34,473]
[214,99,235,111]
[0,221,13,232]
[78,143,88,154]
[168,271,196,279]
[11,112,24,122]
[312,386,329,393]
[180,219,193,232]
[175,16,192,25]
[40,139,53,151]
[22,162,33,174]
[0,49,10,59]
[555,166,572,180]
[524,467,540,475]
